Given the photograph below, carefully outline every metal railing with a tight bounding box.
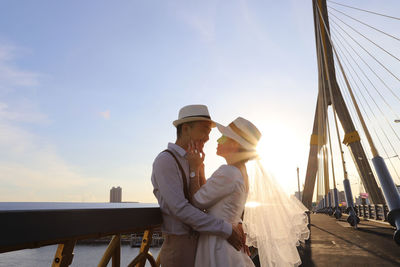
[0,202,163,267]
[353,204,389,222]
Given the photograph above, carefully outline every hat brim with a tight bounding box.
[173,117,216,128]
[216,122,255,150]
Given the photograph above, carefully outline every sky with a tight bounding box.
[0,0,399,203]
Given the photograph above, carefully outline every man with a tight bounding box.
[151,104,244,267]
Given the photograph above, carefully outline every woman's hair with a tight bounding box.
[236,147,257,164]
[224,136,258,164]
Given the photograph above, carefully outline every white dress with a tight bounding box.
[193,165,255,267]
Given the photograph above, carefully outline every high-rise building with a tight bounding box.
[110,186,122,203]
[355,193,370,205]
[327,189,347,206]
[338,190,346,203]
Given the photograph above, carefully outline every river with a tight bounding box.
[0,244,161,267]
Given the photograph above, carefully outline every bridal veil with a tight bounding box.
[243,159,310,267]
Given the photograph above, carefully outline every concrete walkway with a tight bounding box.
[298,213,400,266]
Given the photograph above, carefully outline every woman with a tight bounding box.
[187,117,309,267]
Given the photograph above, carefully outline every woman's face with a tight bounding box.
[216,135,240,157]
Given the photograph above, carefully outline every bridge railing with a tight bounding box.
[343,204,389,222]
[0,202,163,267]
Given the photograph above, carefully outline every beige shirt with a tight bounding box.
[151,143,232,238]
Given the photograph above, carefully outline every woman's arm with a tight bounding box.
[193,165,242,210]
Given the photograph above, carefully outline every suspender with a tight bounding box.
[162,149,191,203]
[162,149,198,236]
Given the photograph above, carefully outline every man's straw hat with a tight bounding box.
[173,104,216,127]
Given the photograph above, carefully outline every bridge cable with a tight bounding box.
[333,41,400,182]
[335,68,380,184]
[318,3,400,187]
[315,21,333,199]
[316,3,400,209]
[316,13,347,192]
[337,73,382,190]
[328,13,400,63]
[327,6,400,42]
[317,56,329,196]
[331,32,400,145]
[329,19,400,83]
[330,27,400,115]
[318,17,334,198]
[333,58,382,184]
[331,28,400,156]
[330,23,400,104]
[327,1,400,21]
[316,1,380,160]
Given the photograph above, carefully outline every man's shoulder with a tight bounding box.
[153,149,176,167]
[154,149,171,161]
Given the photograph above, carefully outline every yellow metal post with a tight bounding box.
[98,235,121,267]
[128,229,157,267]
[112,236,121,267]
[52,240,76,267]
[155,248,161,267]
[137,230,153,267]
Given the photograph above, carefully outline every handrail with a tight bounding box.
[0,202,163,267]
[337,204,389,222]
[316,203,391,223]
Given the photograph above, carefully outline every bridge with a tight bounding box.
[298,0,400,264]
[1,202,399,266]
[0,202,162,267]
[1,0,400,266]
[300,213,400,266]
[302,0,400,244]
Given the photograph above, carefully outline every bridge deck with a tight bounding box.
[298,214,400,266]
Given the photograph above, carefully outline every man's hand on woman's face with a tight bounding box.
[187,140,205,171]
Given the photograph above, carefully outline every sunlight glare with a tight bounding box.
[255,121,305,196]
[245,201,261,208]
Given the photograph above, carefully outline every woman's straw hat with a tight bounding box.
[216,117,261,150]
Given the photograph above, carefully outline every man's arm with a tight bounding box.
[229,223,246,251]
[153,153,232,238]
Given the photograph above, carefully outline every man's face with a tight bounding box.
[187,121,212,150]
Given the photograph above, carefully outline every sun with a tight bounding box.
[254,123,305,196]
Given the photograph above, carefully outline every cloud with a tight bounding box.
[169,2,217,43]
[0,44,48,124]
[0,44,40,95]
[0,42,107,202]
[99,109,110,120]
[0,100,49,124]
[0,106,109,201]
